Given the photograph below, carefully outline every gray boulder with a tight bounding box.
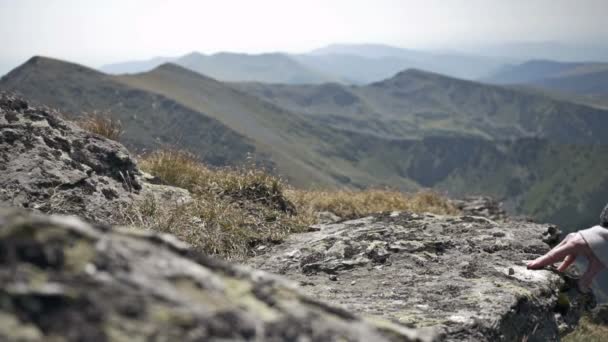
[0,208,433,342]
[249,211,594,341]
[0,93,189,224]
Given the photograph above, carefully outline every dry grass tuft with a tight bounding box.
[563,317,608,342]
[123,150,460,259]
[77,111,123,141]
[122,150,304,259]
[139,150,294,212]
[287,189,459,221]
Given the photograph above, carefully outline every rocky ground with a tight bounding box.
[0,208,437,341]
[248,212,594,341]
[450,196,507,222]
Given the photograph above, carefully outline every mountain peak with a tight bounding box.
[2,56,102,81]
[385,68,452,83]
[148,62,219,83]
[368,68,472,89]
[22,55,68,68]
[393,68,437,79]
[153,62,189,73]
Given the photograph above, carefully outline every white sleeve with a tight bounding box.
[579,225,608,268]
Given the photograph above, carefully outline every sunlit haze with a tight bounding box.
[1,0,608,74]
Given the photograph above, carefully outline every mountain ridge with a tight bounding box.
[3,55,608,231]
[0,56,261,167]
[101,43,507,83]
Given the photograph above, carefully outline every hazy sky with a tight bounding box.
[1,0,607,73]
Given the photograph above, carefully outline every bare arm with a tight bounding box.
[527,229,606,289]
[528,203,608,289]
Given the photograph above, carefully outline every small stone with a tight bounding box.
[85,263,97,275]
[350,281,356,285]
[508,267,515,276]
[329,274,338,281]
[285,249,301,258]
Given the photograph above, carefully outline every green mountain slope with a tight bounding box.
[3,56,608,231]
[530,69,608,96]
[0,56,258,166]
[232,69,608,227]
[236,69,608,144]
[483,60,608,85]
[114,63,359,187]
[483,60,608,109]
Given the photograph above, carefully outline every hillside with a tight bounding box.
[234,70,608,226]
[0,56,258,167]
[483,60,608,103]
[102,66,608,230]
[531,69,608,96]
[114,62,362,187]
[236,69,608,144]
[0,58,423,189]
[3,57,608,230]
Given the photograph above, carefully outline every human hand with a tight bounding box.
[527,232,606,290]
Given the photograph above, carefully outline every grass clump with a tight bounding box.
[77,111,123,141]
[563,316,608,342]
[125,150,460,259]
[287,189,459,221]
[139,150,294,213]
[124,150,303,259]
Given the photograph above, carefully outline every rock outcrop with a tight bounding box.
[0,93,189,224]
[249,212,593,341]
[0,208,432,342]
[451,196,507,222]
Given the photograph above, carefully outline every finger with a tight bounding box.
[527,243,573,269]
[557,254,576,272]
[527,233,576,270]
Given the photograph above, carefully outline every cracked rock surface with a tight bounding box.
[249,212,594,341]
[0,208,434,342]
[0,94,189,224]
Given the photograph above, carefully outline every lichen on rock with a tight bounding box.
[0,93,189,224]
[249,211,594,341]
[0,208,434,342]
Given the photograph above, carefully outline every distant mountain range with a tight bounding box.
[0,56,258,167]
[465,41,608,62]
[483,59,608,109]
[3,55,608,232]
[101,44,507,84]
